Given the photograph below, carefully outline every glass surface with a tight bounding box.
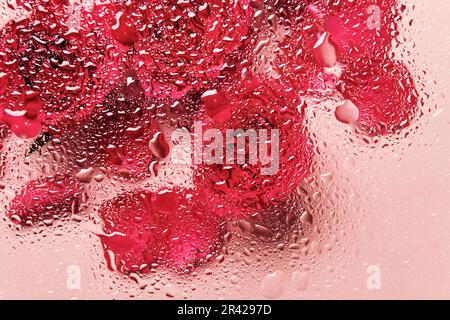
[0,0,449,299]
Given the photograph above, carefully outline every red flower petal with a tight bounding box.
[0,2,128,136]
[98,188,224,273]
[124,0,251,98]
[7,174,82,225]
[323,0,398,62]
[194,77,313,218]
[274,1,418,135]
[151,190,224,268]
[338,58,418,135]
[253,2,336,96]
[56,71,160,179]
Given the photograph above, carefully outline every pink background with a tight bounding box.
[0,0,449,299]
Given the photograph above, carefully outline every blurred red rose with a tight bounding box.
[194,77,313,218]
[0,1,128,138]
[98,188,224,273]
[111,0,252,98]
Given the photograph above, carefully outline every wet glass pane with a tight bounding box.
[0,0,449,299]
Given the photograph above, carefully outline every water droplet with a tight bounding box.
[261,270,286,299]
[300,211,313,226]
[291,271,309,291]
[111,12,138,46]
[201,90,231,124]
[149,132,170,159]
[75,167,94,183]
[313,32,337,68]
[334,100,360,124]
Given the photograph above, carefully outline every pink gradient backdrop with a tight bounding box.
[0,0,449,299]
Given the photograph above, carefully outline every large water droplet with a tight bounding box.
[334,100,360,124]
[261,270,286,299]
